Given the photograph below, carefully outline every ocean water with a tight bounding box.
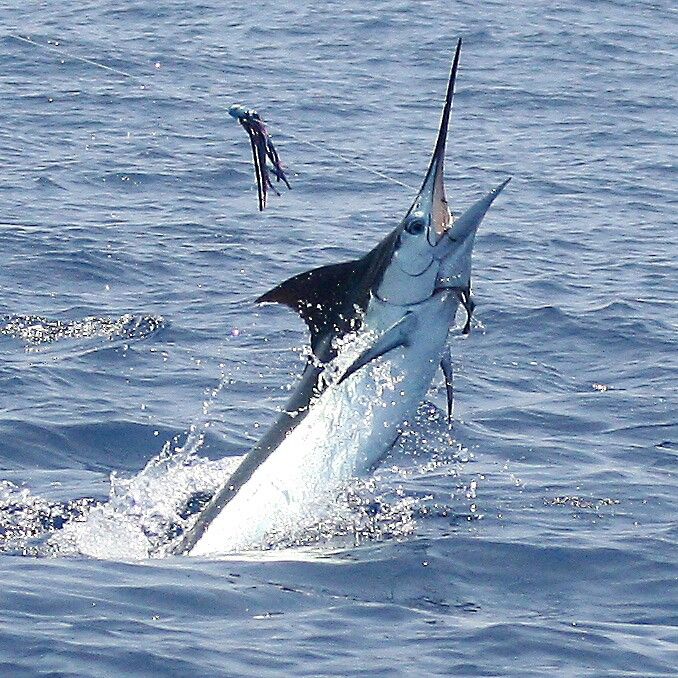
[0,0,676,675]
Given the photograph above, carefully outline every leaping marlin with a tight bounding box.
[175,39,509,556]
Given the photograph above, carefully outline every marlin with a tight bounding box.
[176,39,509,556]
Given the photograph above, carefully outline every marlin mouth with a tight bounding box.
[407,37,462,243]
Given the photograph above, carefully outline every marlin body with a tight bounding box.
[177,39,509,556]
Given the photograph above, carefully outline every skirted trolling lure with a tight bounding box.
[229,104,291,211]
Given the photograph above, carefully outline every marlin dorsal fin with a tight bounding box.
[256,259,365,354]
[256,230,400,356]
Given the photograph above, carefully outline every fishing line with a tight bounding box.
[8,33,417,192]
[289,136,415,190]
[10,34,135,79]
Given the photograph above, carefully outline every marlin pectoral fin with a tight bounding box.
[338,313,418,385]
[440,347,454,424]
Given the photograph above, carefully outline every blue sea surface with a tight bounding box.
[0,0,676,675]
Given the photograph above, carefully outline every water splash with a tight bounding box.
[0,480,99,556]
[1,371,471,561]
[0,314,164,348]
[46,376,239,559]
[47,446,238,559]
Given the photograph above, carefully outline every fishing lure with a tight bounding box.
[229,104,291,211]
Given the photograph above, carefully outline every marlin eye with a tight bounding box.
[404,216,426,235]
